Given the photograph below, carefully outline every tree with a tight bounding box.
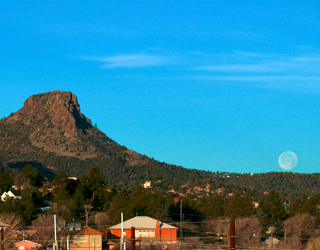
[52,184,71,220]
[30,214,65,248]
[224,191,254,220]
[95,212,109,227]
[305,236,320,250]
[214,216,262,248]
[107,190,130,224]
[14,173,32,190]
[69,189,86,219]
[88,166,105,198]
[0,213,23,249]
[0,197,18,214]
[17,188,37,224]
[289,195,320,218]
[20,164,44,188]
[0,171,14,193]
[199,195,224,219]
[283,213,320,249]
[258,190,288,228]
[128,186,148,217]
[51,170,68,185]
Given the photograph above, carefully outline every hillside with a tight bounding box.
[0,91,214,189]
[1,91,320,200]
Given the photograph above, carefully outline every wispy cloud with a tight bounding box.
[193,75,320,82]
[196,55,320,73]
[191,51,320,93]
[85,54,170,68]
[196,63,279,73]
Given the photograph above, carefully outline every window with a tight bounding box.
[19,247,25,250]
[135,230,155,237]
[91,236,100,242]
[73,236,88,242]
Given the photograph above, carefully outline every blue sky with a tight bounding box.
[1,1,320,173]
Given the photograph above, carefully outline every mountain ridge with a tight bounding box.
[2,91,320,200]
[0,90,207,189]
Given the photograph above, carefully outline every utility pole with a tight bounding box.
[54,214,57,250]
[0,227,4,250]
[131,227,136,250]
[230,220,235,250]
[120,212,124,250]
[180,200,182,240]
[284,227,287,248]
[299,228,301,250]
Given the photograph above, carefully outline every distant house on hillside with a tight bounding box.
[143,181,151,188]
[107,216,178,243]
[1,188,22,201]
[252,202,259,208]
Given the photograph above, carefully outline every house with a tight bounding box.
[263,237,280,246]
[1,188,22,201]
[252,202,259,208]
[68,226,103,250]
[143,181,151,188]
[106,240,116,249]
[14,240,41,250]
[107,216,178,243]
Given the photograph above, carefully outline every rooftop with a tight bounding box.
[108,216,177,230]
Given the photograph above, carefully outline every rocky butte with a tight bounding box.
[20,90,92,137]
[0,90,147,177]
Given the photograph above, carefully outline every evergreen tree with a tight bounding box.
[88,166,105,195]
[224,191,254,220]
[129,186,149,216]
[51,170,67,185]
[18,188,37,224]
[107,190,130,224]
[69,189,86,219]
[0,197,18,213]
[259,190,288,228]
[20,164,44,187]
[0,171,14,193]
[199,195,224,219]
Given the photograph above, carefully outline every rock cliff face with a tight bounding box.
[2,91,104,160]
[0,90,148,177]
[0,91,200,189]
[16,90,92,137]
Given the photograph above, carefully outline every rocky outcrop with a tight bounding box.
[17,90,92,136]
[3,91,99,159]
[0,90,148,175]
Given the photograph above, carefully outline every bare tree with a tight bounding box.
[305,236,320,250]
[283,213,320,249]
[14,173,32,190]
[213,216,262,249]
[95,212,109,227]
[0,213,23,250]
[30,214,65,248]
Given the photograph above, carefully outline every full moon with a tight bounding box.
[279,151,298,171]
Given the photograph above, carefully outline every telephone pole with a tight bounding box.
[230,220,235,250]
[0,227,4,250]
[180,200,183,240]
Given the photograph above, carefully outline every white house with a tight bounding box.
[1,188,22,201]
[143,181,151,188]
